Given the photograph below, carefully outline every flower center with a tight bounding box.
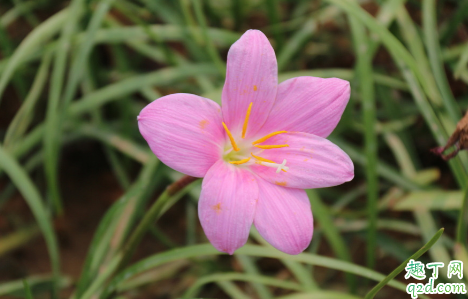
[221,102,290,173]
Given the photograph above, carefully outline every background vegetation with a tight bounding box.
[0,0,467,298]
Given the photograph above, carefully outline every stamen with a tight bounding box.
[222,122,240,151]
[229,157,251,165]
[251,152,275,163]
[251,153,287,172]
[252,131,288,144]
[254,144,289,149]
[242,102,253,138]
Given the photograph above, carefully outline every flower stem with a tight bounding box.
[117,175,198,271]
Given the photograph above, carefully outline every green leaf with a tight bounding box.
[0,145,60,296]
[72,157,159,299]
[277,292,362,299]
[23,280,34,299]
[0,275,70,297]
[69,63,219,116]
[308,190,355,291]
[44,0,85,214]
[456,187,468,246]
[3,49,52,148]
[0,9,68,103]
[235,255,273,299]
[105,244,412,295]
[414,211,451,281]
[0,226,39,256]
[393,190,463,211]
[349,10,378,271]
[365,228,444,298]
[78,25,240,47]
[422,0,461,121]
[183,273,302,298]
[77,124,151,163]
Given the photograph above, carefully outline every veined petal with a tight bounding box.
[138,93,224,178]
[199,160,258,254]
[250,132,354,189]
[257,77,350,138]
[222,30,278,137]
[254,180,313,255]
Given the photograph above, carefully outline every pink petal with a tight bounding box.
[257,77,350,138]
[198,160,258,254]
[254,179,313,255]
[251,132,354,189]
[138,93,224,178]
[222,30,278,138]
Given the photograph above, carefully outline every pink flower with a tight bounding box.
[138,30,353,255]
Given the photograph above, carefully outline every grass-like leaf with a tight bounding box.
[365,228,444,298]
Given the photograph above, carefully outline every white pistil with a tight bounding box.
[256,159,289,173]
[276,159,288,173]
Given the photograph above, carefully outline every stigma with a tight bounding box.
[255,158,288,173]
[251,153,288,173]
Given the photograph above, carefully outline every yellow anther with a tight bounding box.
[251,153,287,172]
[254,144,289,149]
[242,102,253,138]
[252,131,288,144]
[222,122,240,151]
[229,157,251,165]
